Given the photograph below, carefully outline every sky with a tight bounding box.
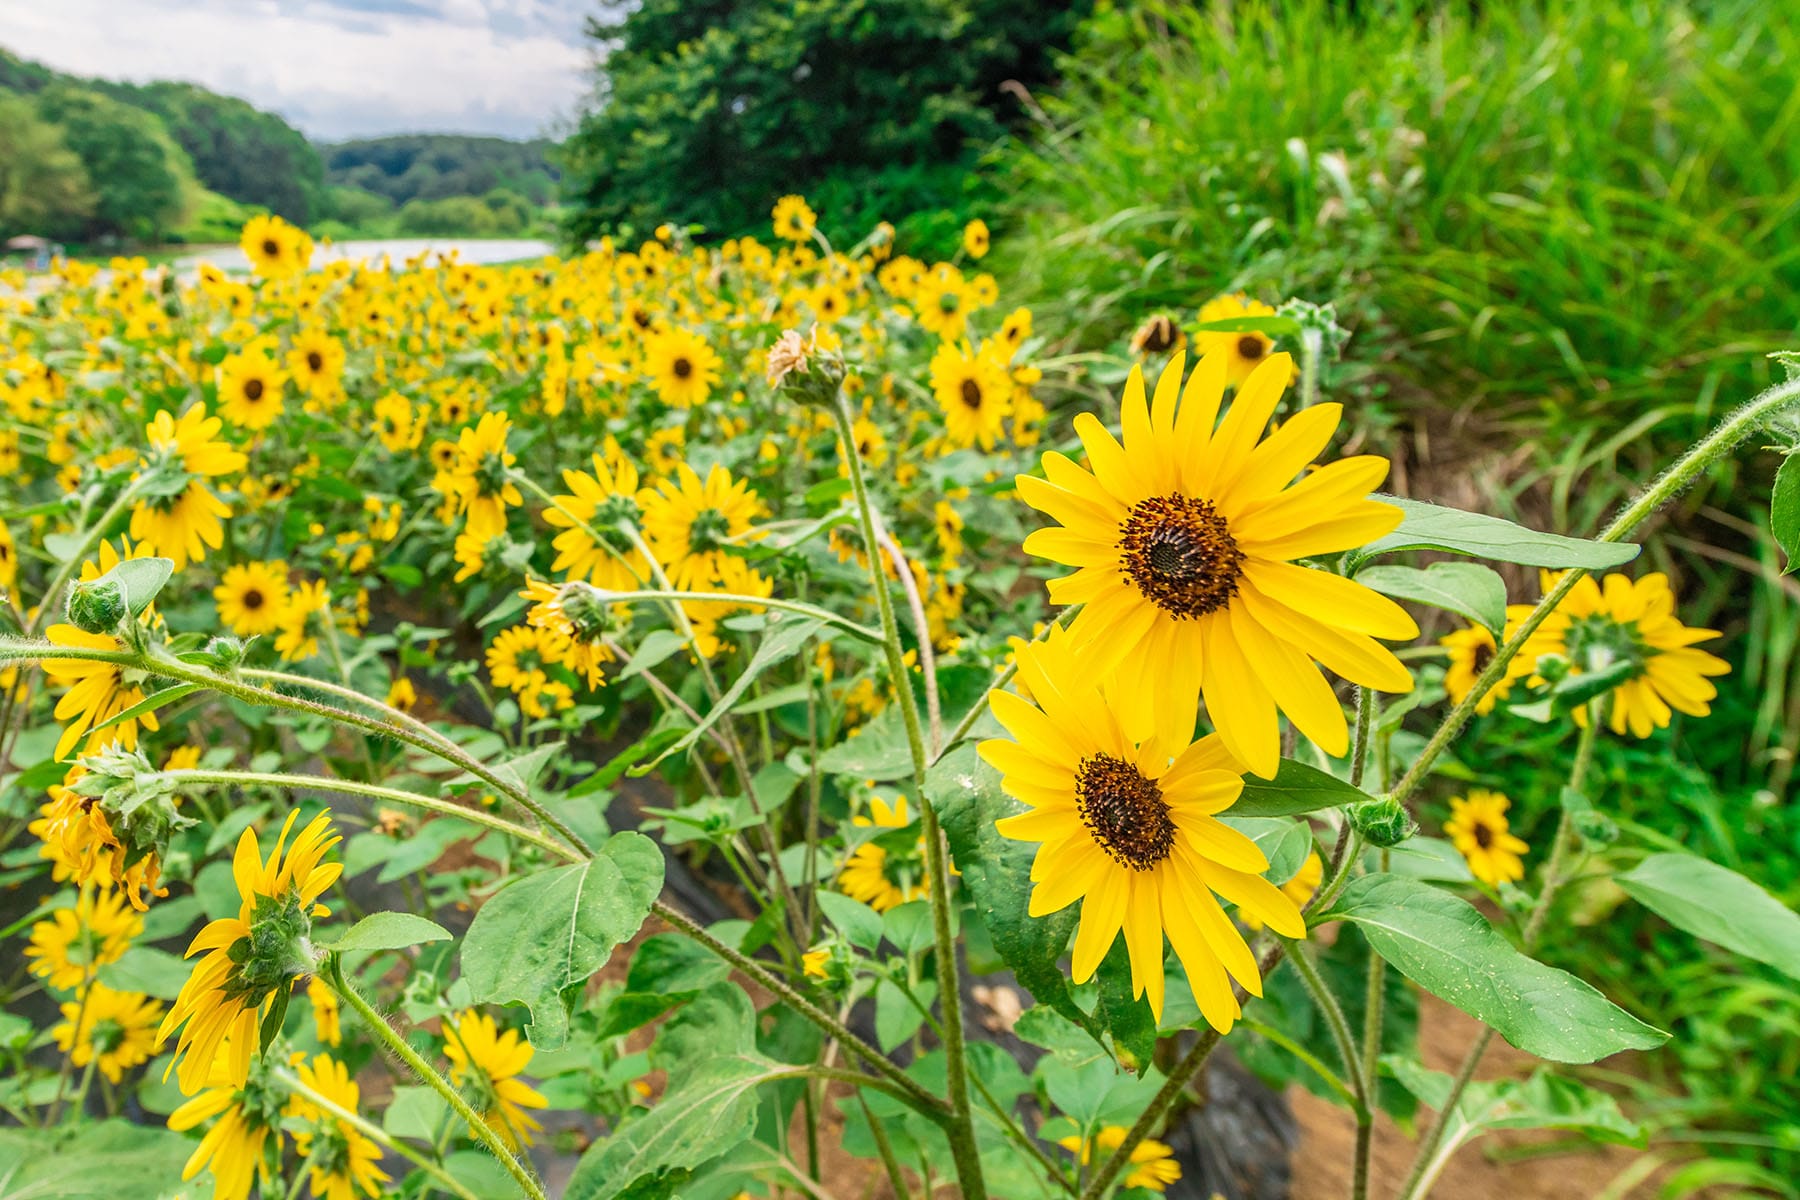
[1,0,602,140]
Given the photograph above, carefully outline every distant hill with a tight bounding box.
[0,47,559,245]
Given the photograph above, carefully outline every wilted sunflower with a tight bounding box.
[1017,351,1416,777]
[930,339,1012,450]
[545,453,652,590]
[520,578,617,689]
[1518,571,1730,738]
[646,326,722,408]
[640,462,762,590]
[443,412,522,539]
[213,560,290,637]
[130,405,247,570]
[980,628,1304,1030]
[443,1010,549,1151]
[217,351,287,430]
[159,810,343,1096]
[1445,790,1529,886]
[53,982,163,1083]
[287,1053,391,1200]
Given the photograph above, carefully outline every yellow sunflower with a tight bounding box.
[443,412,521,539]
[520,578,617,689]
[980,628,1304,1029]
[930,339,1012,451]
[130,405,247,570]
[240,213,310,278]
[963,218,990,259]
[545,453,651,590]
[838,794,928,913]
[384,677,417,714]
[443,1010,550,1151]
[1059,1126,1182,1192]
[1517,571,1730,738]
[307,976,341,1046]
[288,1053,391,1200]
[373,391,421,452]
[679,554,773,658]
[644,326,722,408]
[1444,790,1529,886]
[274,578,330,661]
[1439,622,1524,715]
[287,328,344,395]
[1016,351,1416,778]
[53,982,163,1083]
[772,194,817,243]
[639,462,762,590]
[1242,850,1324,932]
[217,350,287,430]
[0,521,17,592]
[912,265,969,342]
[42,623,158,762]
[1196,293,1289,388]
[213,561,290,637]
[27,885,142,991]
[159,810,343,1096]
[167,1047,285,1200]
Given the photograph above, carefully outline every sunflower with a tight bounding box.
[443,412,521,539]
[645,326,722,409]
[772,194,817,243]
[307,976,341,1046]
[442,1010,549,1151]
[42,623,158,762]
[159,810,343,1096]
[275,579,330,661]
[287,329,344,395]
[912,265,969,342]
[167,1047,286,1200]
[837,794,928,913]
[1444,790,1529,886]
[930,339,1012,451]
[680,555,773,657]
[963,218,990,259]
[998,306,1033,354]
[640,463,763,590]
[240,214,309,278]
[217,351,287,430]
[980,628,1304,1029]
[545,453,651,590]
[53,982,163,1083]
[1517,571,1730,738]
[1196,293,1288,388]
[384,676,417,714]
[213,561,290,637]
[27,885,143,991]
[373,391,421,453]
[0,521,17,592]
[1130,313,1185,358]
[1440,622,1522,715]
[521,578,617,689]
[1059,1126,1181,1192]
[1016,351,1416,778]
[288,1053,391,1200]
[130,405,246,570]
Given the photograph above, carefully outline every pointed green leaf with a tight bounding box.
[1617,853,1800,983]
[1325,874,1666,1062]
[326,911,453,954]
[1771,452,1800,574]
[1356,562,1508,633]
[1234,759,1369,818]
[1351,497,1638,571]
[639,616,827,771]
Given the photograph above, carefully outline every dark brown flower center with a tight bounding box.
[261,239,280,257]
[1118,494,1245,619]
[1237,335,1266,361]
[1075,753,1175,871]
[243,589,265,610]
[1135,315,1177,354]
[1471,641,1493,673]
[959,379,983,409]
[243,378,265,401]
[307,351,323,372]
[673,357,692,379]
[1473,822,1494,849]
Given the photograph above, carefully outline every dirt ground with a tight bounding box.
[1287,996,1663,1200]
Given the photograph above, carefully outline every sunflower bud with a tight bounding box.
[1349,796,1416,848]
[67,578,127,634]
[1574,809,1619,849]
[205,635,247,672]
[556,580,613,641]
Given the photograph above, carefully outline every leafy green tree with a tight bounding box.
[559,0,1093,245]
[324,136,558,206]
[33,83,190,241]
[125,82,326,223]
[0,94,96,239]
[396,195,501,237]
[323,185,395,231]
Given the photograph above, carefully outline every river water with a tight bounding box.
[171,237,556,273]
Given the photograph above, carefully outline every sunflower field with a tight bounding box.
[1,196,1798,1200]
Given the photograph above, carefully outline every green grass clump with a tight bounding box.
[995,0,1800,441]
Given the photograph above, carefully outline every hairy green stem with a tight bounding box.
[275,1065,483,1200]
[327,957,548,1200]
[832,394,985,1200]
[1288,945,1370,1122]
[586,589,882,643]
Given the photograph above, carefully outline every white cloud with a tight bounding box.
[0,0,595,139]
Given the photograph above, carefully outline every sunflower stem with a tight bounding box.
[830,392,985,1200]
[1288,944,1370,1122]
[326,956,549,1200]
[580,588,882,643]
[25,476,146,639]
[1390,374,1800,811]
[1353,845,1391,1200]
[1394,706,1602,1200]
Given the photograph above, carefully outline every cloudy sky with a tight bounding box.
[2,0,603,140]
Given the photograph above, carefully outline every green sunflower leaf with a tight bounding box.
[1770,451,1800,574]
[1323,874,1667,1062]
[324,911,453,954]
[1355,562,1508,633]
[1350,498,1638,572]
[1233,759,1369,817]
[1617,853,1800,983]
[460,831,664,1049]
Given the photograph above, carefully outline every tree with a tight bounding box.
[33,83,191,241]
[0,94,96,239]
[558,0,1094,246]
[126,82,326,224]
